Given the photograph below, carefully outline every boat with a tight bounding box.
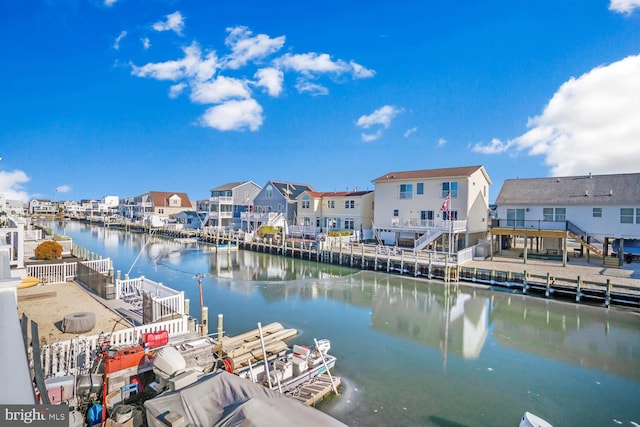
[519,411,553,427]
[235,339,337,393]
[612,239,640,256]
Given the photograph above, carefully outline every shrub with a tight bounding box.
[257,225,282,238]
[327,231,352,237]
[34,241,63,260]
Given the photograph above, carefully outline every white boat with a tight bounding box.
[237,339,337,393]
[520,411,553,427]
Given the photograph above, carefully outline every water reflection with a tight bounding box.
[47,221,640,426]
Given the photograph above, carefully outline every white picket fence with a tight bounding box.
[38,316,190,379]
[26,259,112,284]
[115,276,185,319]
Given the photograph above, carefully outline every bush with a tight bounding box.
[327,231,352,237]
[34,241,63,260]
[257,225,282,238]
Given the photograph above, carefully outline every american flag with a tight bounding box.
[440,193,451,212]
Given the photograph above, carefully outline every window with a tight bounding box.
[441,181,458,198]
[316,217,321,227]
[328,200,335,209]
[302,200,310,209]
[345,200,354,209]
[593,208,602,218]
[303,217,311,226]
[620,208,634,224]
[543,207,565,222]
[417,183,424,195]
[399,184,413,199]
[345,218,355,230]
[507,208,525,227]
[265,185,273,198]
[443,210,458,220]
[420,210,434,221]
[393,209,399,217]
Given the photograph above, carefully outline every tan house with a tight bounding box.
[372,165,492,251]
[294,190,375,240]
[120,191,194,222]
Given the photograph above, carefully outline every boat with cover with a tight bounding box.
[236,339,337,393]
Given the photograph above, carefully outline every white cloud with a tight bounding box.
[223,26,285,70]
[132,42,218,82]
[609,0,640,14]
[277,53,349,75]
[404,127,417,138]
[295,79,329,96]
[199,98,264,131]
[0,169,30,202]
[254,68,284,97]
[152,11,185,36]
[55,185,71,193]
[356,105,402,129]
[113,31,127,50]
[104,0,117,6]
[141,37,151,50]
[129,25,373,132]
[350,61,376,79]
[169,83,186,99]
[190,76,251,104]
[361,130,383,142]
[437,137,447,147]
[473,54,640,176]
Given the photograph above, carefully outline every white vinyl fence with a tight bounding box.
[37,317,190,378]
[26,259,112,284]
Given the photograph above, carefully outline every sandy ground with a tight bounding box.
[17,280,132,345]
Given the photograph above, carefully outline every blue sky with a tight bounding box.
[1,0,639,204]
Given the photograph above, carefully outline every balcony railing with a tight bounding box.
[210,196,233,204]
[493,219,566,231]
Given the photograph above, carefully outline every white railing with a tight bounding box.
[210,196,233,204]
[26,259,112,284]
[414,228,445,251]
[115,276,185,318]
[38,317,190,378]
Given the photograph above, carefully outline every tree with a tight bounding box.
[34,241,63,260]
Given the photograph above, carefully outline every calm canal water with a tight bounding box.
[50,221,640,427]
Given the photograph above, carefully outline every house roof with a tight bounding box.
[210,181,260,192]
[269,181,315,200]
[372,165,491,184]
[495,173,640,206]
[305,190,373,198]
[149,191,192,208]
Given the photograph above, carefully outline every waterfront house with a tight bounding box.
[492,172,640,266]
[371,165,492,251]
[120,191,194,222]
[29,199,57,216]
[293,190,375,240]
[208,181,262,231]
[242,181,315,233]
[175,211,208,229]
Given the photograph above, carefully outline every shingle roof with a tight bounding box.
[270,181,315,200]
[372,165,490,183]
[209,181,258,192]
[305,190,373,198]
[149,191,192,208]
[495,173,640,206]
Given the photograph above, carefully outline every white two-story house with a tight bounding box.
[372,165,492,251]
[493,172,640,265]
[294,190,375,240]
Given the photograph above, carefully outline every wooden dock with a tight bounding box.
[287,373,341,406]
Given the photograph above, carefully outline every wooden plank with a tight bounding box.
[18,291,57,302]
[31,320,50,404]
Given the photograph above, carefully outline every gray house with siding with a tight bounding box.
[493,172,640,265]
